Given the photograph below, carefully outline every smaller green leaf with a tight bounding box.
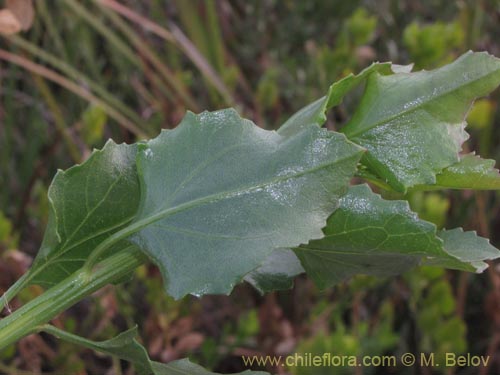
[42,325,155,375]
[416,153,500,190]
[294,184,444,289]
[278,62,393,137]
[426,228,500,272]
[244,249,304,293]
[42,325,269,375]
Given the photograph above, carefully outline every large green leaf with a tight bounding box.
[293,184,444,288]
[130,109,363,299]
[341,51,500,192]
[278,62,393,137]
[28,141,140,288]
[415,153,500,190]
[42,325,268,375]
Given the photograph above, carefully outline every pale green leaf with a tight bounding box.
[341,51,500,192]
[131,109,364,299]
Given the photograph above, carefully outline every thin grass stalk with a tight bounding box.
[62,0,139,66]
[100,7,200,111]
[7,35,145,132]
[31,74,82,163]
[96,0,234,106]
[0,49,147,138]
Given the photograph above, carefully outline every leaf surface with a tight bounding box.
[341,51,500,191]
[29,141,140,288]
[130,109,364,299]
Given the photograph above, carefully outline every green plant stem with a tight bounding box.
[0,247,146,351]
[355,170,395,191]
[39,324,99,346]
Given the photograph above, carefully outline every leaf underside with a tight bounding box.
[155,359,268,375]
[131,109,364,299]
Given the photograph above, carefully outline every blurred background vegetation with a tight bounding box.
[0,0,500,374]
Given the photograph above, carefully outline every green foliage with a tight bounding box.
[42,325,267,375]
[1,52,500,374]
[81,105,107,145]
[405,267,467,368]
[245,248,304,293]
[294,184,442,289]
[278,62,393,137]
[292,301,398,375]
[403,21,465,68]
[0,211,14,248]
